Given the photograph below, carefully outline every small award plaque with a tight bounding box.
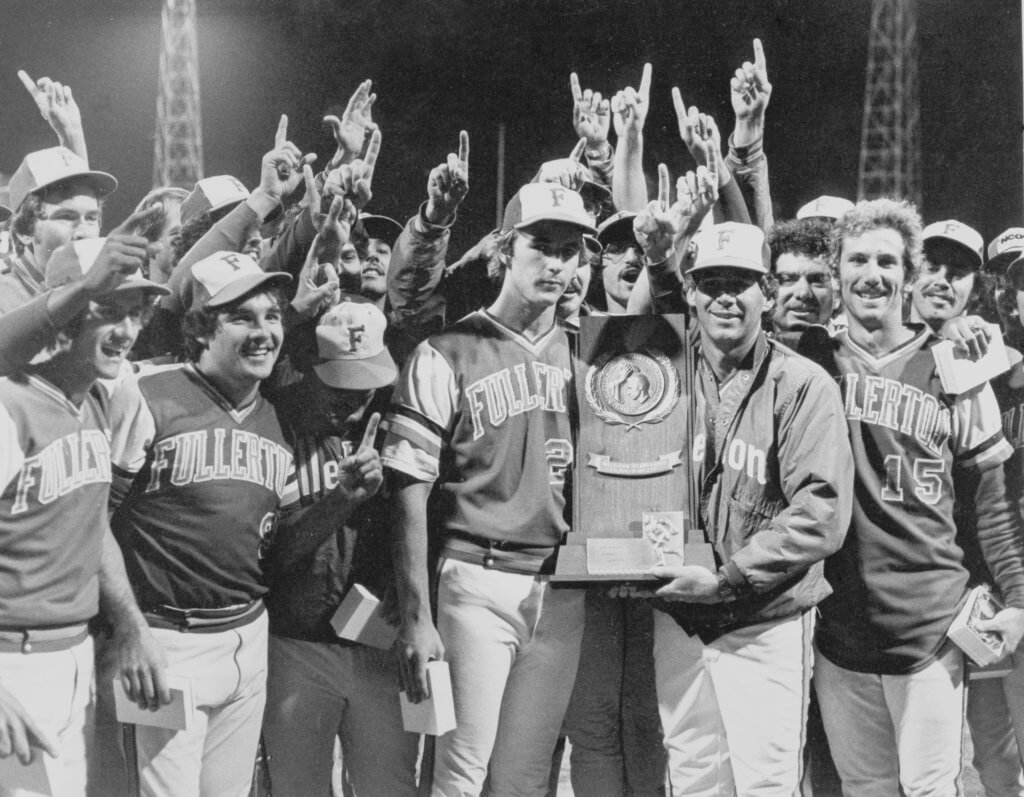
[552,314,715,584]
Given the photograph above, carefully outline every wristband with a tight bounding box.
[716,570,737,603]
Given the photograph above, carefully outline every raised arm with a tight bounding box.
[571,71,613,187]
[726,39,774,230]
[612,63,652,213]
[18,70,88,162]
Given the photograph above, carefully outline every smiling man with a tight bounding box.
[800,199,1024,797]
[647,221,852,795]
[909,219,985,332]
[107,251,300,796]
[0,235,165,796]
[383,183,593,795]
[594,211,643,314]
[767,217,836,347]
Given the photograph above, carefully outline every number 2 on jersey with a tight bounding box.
[881,454,944,505]
[546,439,573,486]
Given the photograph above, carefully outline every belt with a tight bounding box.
[0,624,89,654]
[443,532,557,576]
[144,599,264,634]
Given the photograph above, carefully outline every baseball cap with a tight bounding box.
[313,297,397,390]
[922,220,984,269]
[44,238,170,297]
[689,222,768,275]
[358,213,403,246]
[8,146,117,212]
[596,211,639,247]
[502,183,597,234]
[189,251,291,311]
[180,175,250,226]
[987,228,1024,275]
[796,195,855,222]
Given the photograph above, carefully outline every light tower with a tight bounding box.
[153,0,203,188]
[857,0,921,207]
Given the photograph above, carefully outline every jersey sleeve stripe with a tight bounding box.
[382,411,444,457]
[960,432,1013,472]
[381,438,440,483]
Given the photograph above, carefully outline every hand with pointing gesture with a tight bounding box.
[328,128,381,212]
[424,130,470,225]
[570,72,610,151]
[611,63,652,138]
[259,115,317,206]
[82,204,167,295]
[536,138,589,190]
[335,413,384,507]
[633,159,718,264]
[18,69,86,160]
[730,38,771,148]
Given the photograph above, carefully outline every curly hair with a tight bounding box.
[767,218,832,272]
[830,198,923,280]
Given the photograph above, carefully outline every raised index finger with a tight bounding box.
[657,164,670,209]
[753,38,767,76]
[638,63,653,103]
[17,69,40,97]
[458,130,470,172]
[359,412,381,451]
[275,114,288,149]
[362,129,381,180]
[570,72,583,103]
[112,203,165,237]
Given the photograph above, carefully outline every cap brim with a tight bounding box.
[360,215,404,244]
[37,170,118,203]
[688,258,767,275]
[515,213,597,235]
[597,215,637,246]
[110,278,171,297]
[313,349,398,390]
[207,271,292,308]
[579,180,612,203]
[924,236,983,269]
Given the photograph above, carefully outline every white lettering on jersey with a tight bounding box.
[465,364,571,440]
[11,430,111,514]
[145,429,292,497]
[839,373,951,455]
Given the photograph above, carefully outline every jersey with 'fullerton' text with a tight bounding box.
[109,363,297,611]
[382,310,574,548]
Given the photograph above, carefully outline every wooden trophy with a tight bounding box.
[552,313,714,584]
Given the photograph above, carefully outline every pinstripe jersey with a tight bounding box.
[109,363,297,611]
[0,372,110,627]
[381,309,574,548]
[810,326,1012,674]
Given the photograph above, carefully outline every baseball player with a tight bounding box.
[106,251,298,797]
[383,182,593,795]
[801,199,1024,796]
[0,229,166,796]
[644,222,852,795]
[908,220,987,333]
[766,217,836,348]
[261,298,414,796]
[1,146,116,316]
[356,212,403,307]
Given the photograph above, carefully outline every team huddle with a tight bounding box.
[2,36,1024,797]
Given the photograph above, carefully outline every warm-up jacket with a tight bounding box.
[656,331,853,641]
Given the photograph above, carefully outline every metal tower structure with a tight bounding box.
[153,0,203,188]
[857,0,921,206]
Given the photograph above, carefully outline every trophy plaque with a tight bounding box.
[552,313,714,584]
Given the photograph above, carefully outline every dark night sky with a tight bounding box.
[1,0,1020,257]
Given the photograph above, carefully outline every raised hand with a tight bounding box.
[611,63,652,138]
[633,164,676,263]
[82,205,166,294]
[260,115,317,205]
[336,413,384,506]
[633,159,719,264]
[672,89,723,171]
[674,156,720,236]
[328,128,381,212]
[425,130,470,225]
[570,72,610,150]
[730,38,772,148]
[18,69,86,160]
[536,138,589,190]
[324,79,378,167]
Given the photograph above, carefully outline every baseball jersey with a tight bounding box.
[109,363,297,611]
[809,326,1012,674]
[381,309,574,548]
[0,372,109,627]
[0,252,44,317]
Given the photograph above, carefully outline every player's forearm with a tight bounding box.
[389,476,434,625]
[387,208,451,324]
[975,465,1024,608]
[98,527,148,636]
[726,136,773,232]
[612,130,647,213]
